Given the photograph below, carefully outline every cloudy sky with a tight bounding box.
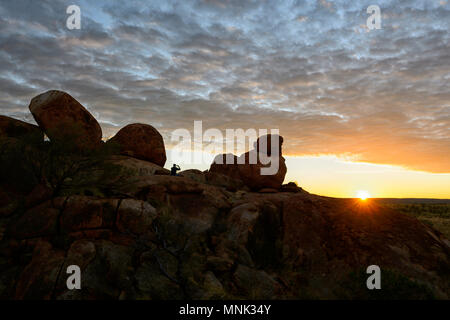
[1,0,449,197]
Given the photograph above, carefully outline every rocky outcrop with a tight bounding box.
[1,167,449,300]
[237,150,287,190]
[107,123,166,167]
[209,134,287,191]
[28,90,102,150]
[0,116,42,140]
[0,91,449,300]
[106,155,170,177]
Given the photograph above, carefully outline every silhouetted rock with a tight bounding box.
[205,171,249,192]
[1,169,449,300]
[28,90,102,150]
[0,115,43,140]
[258,188,279,193]
[255,134,283,156]
[209,135,287,191]
[209,153,242,181]
[281,182,303,193]
[107,155,170,177]
[107,123,166,167]
[179,169,206,183]
[237,150,287,191]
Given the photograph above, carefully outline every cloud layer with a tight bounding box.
[0,0,449,172]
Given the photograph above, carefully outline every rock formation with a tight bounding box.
[209,134,287,191]
[0,91,449,300]
[107,123,167,167]
[28,90,102,150]
[0,115,43,140]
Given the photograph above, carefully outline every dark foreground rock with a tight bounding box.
[0,169,449,300]
[0,116,42,140]
[0,92,449,300]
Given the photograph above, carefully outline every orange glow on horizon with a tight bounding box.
[284,155,450,199]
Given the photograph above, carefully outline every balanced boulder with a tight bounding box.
[238,150,287,191]
[28,90,102,150]
[255,134,283,156]
[209,153,241,181]
[209,134,287,191]
[107,123,166,167]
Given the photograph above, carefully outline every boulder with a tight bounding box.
[281,182,303,193]
[28,90,102,150]
[8,198,66,239]
[135,250,184,299]
[116,199,157,235]
[106,155,170,177]
[237,151,287,191]
[254,134,283,156]
[107,123,166,167]
[60,196,119,232]
[233,264,280,299]
[179,169,207,184]
[205,171,248,191]
[25,183,53,209]
[209,153,242,181]
[54,240,97,299]
[226,202,260,243]
[0,115,42,140]
[14,240,66,300]
[209,136,287,191]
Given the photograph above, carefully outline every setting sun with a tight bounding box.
[356,190,371,200]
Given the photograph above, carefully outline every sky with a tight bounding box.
[0,0,449,198]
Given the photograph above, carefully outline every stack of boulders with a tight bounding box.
[2,90,167,166]
[209,134,287,191]
[2,89,288,192]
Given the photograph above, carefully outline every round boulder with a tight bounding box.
[28,90,102,150]
[209,153,242,181]
[107,123,166,166]
[254,134,283,156]
[237,150,287,191]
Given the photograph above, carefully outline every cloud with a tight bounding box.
[0,0,449,173]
